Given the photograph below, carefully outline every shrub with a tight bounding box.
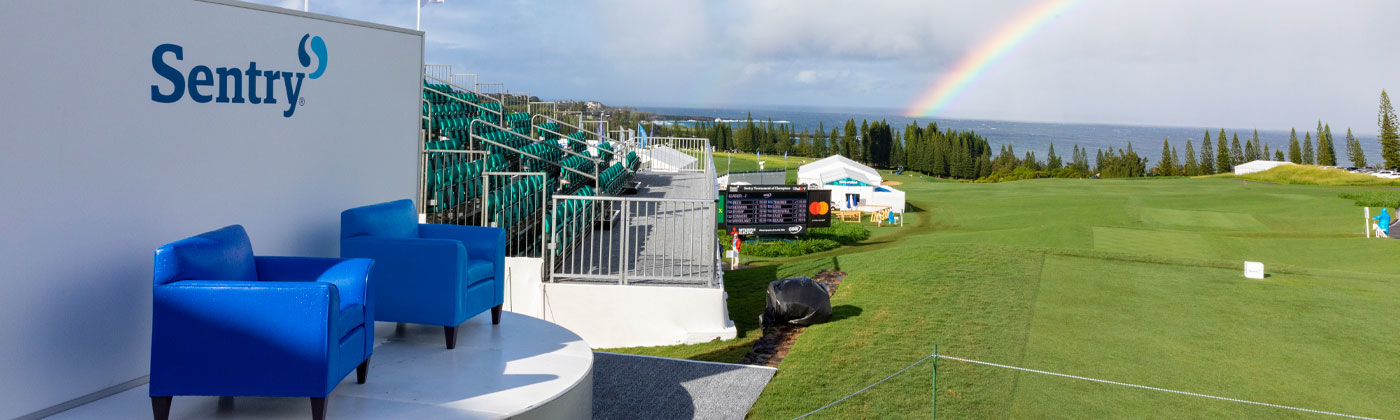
[805,220,870,244]
[720,220,870,257]
[1339,191,1400,208]
[975,167,1089,183]
[740,238,843,257]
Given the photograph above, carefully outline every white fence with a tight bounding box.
[549,195,719,286]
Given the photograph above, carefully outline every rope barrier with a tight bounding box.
[791,352,1385,420]
[790,354,937,420]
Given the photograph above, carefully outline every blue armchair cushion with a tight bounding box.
[153,225,258,285]
[467,259,494,285]
[340,199,418,239]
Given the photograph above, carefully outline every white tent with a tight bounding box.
[797,154,882,187]
[1233,160,1293,175]
[797,155,904,213]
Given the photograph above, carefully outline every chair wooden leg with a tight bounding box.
[310,397,327,420]
[444,326,458,349]
[492,305,503,325]
[151,396,172,420]
[357,358,370,384]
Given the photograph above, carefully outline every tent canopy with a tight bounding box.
[797,155,881,187]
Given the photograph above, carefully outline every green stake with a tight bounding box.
[932,344,938,420]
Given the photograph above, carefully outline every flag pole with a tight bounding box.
[303,0,308,12]
[416,0,421,30]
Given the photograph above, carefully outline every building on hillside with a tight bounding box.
[1233,160,1294,175]
[797,155,905,213]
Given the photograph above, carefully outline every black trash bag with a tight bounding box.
[760,277,832,328]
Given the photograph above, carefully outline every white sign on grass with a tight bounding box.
[1244,261,1265,279]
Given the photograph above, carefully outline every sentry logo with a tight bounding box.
[150,34,328,118]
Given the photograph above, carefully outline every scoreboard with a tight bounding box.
[721,185,831,235]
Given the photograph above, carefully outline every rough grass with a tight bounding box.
[608,163,1400,419]
[1218,164,1400,186]
[1339,190,1400,208]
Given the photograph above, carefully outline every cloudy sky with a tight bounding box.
[253,0,1398,133]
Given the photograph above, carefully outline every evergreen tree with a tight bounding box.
[1170,146,1179,175]
[1199,132,1216,175]
[1183,140,1198,176]
[1381,90,1400,168]
[842,119,858,159]
[1156,138,1175,175]
[1317,121,1336,166]
[1302,132,1315,164]
[1022,151,1042,171]
[1251,129,1263,161]
[1248,135,1260,161]
[890,130,905,168]
[1216,129,1231,173]
[1274,150,1285,161]
[798,128,811,156]
[828,126,840,158]
[1346,128,1367,167]
[1288,128,1302,163]
[1230,132,1244,165]
[1047,143,1063,170]
[859,120,871,163]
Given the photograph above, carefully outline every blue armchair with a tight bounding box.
[340,199,505,349]
[149,225,373,420]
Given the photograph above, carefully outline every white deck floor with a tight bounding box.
[50,312,593,420]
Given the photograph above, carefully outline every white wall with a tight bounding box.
[535,282,737,349]
[0,1,422,417]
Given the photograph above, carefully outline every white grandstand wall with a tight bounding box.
[501,259,737,348]
[0,2,422,418]
[534,283,738,348]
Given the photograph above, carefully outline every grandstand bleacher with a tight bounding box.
[419,78,635,258]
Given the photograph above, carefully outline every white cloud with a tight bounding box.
[239,0,1400,131]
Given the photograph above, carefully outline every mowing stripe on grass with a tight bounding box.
[791,352,1384,420]
[935,354,1383,420]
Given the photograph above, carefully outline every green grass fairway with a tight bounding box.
[605,153,1400,419]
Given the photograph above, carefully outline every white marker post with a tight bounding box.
[1365,207,1371,238]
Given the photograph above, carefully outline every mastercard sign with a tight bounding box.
[720,185,831,234]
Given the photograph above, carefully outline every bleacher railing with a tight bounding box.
[466,118,601,193]
[423,64,452,81]
[636,137,713,174]
[420,149,491,225]
[531,115,610,144]
[531,124,594,153]
[548,195,718,287]
[423,78,504,126]
[482,172,549,258]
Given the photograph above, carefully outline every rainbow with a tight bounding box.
[905,0,1082,117]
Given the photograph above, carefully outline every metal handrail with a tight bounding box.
[470,118,600,165]
[581,119,612,141]
[481,171,549,258]
[425,74,503,109]
[531,114,609,143]
[532,124,596,153]
[529,101,556,117]
[418,97,434,214]
[467,118,600,189]
[423,85,504,127]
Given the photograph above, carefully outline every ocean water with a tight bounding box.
[634,105,1380,168]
